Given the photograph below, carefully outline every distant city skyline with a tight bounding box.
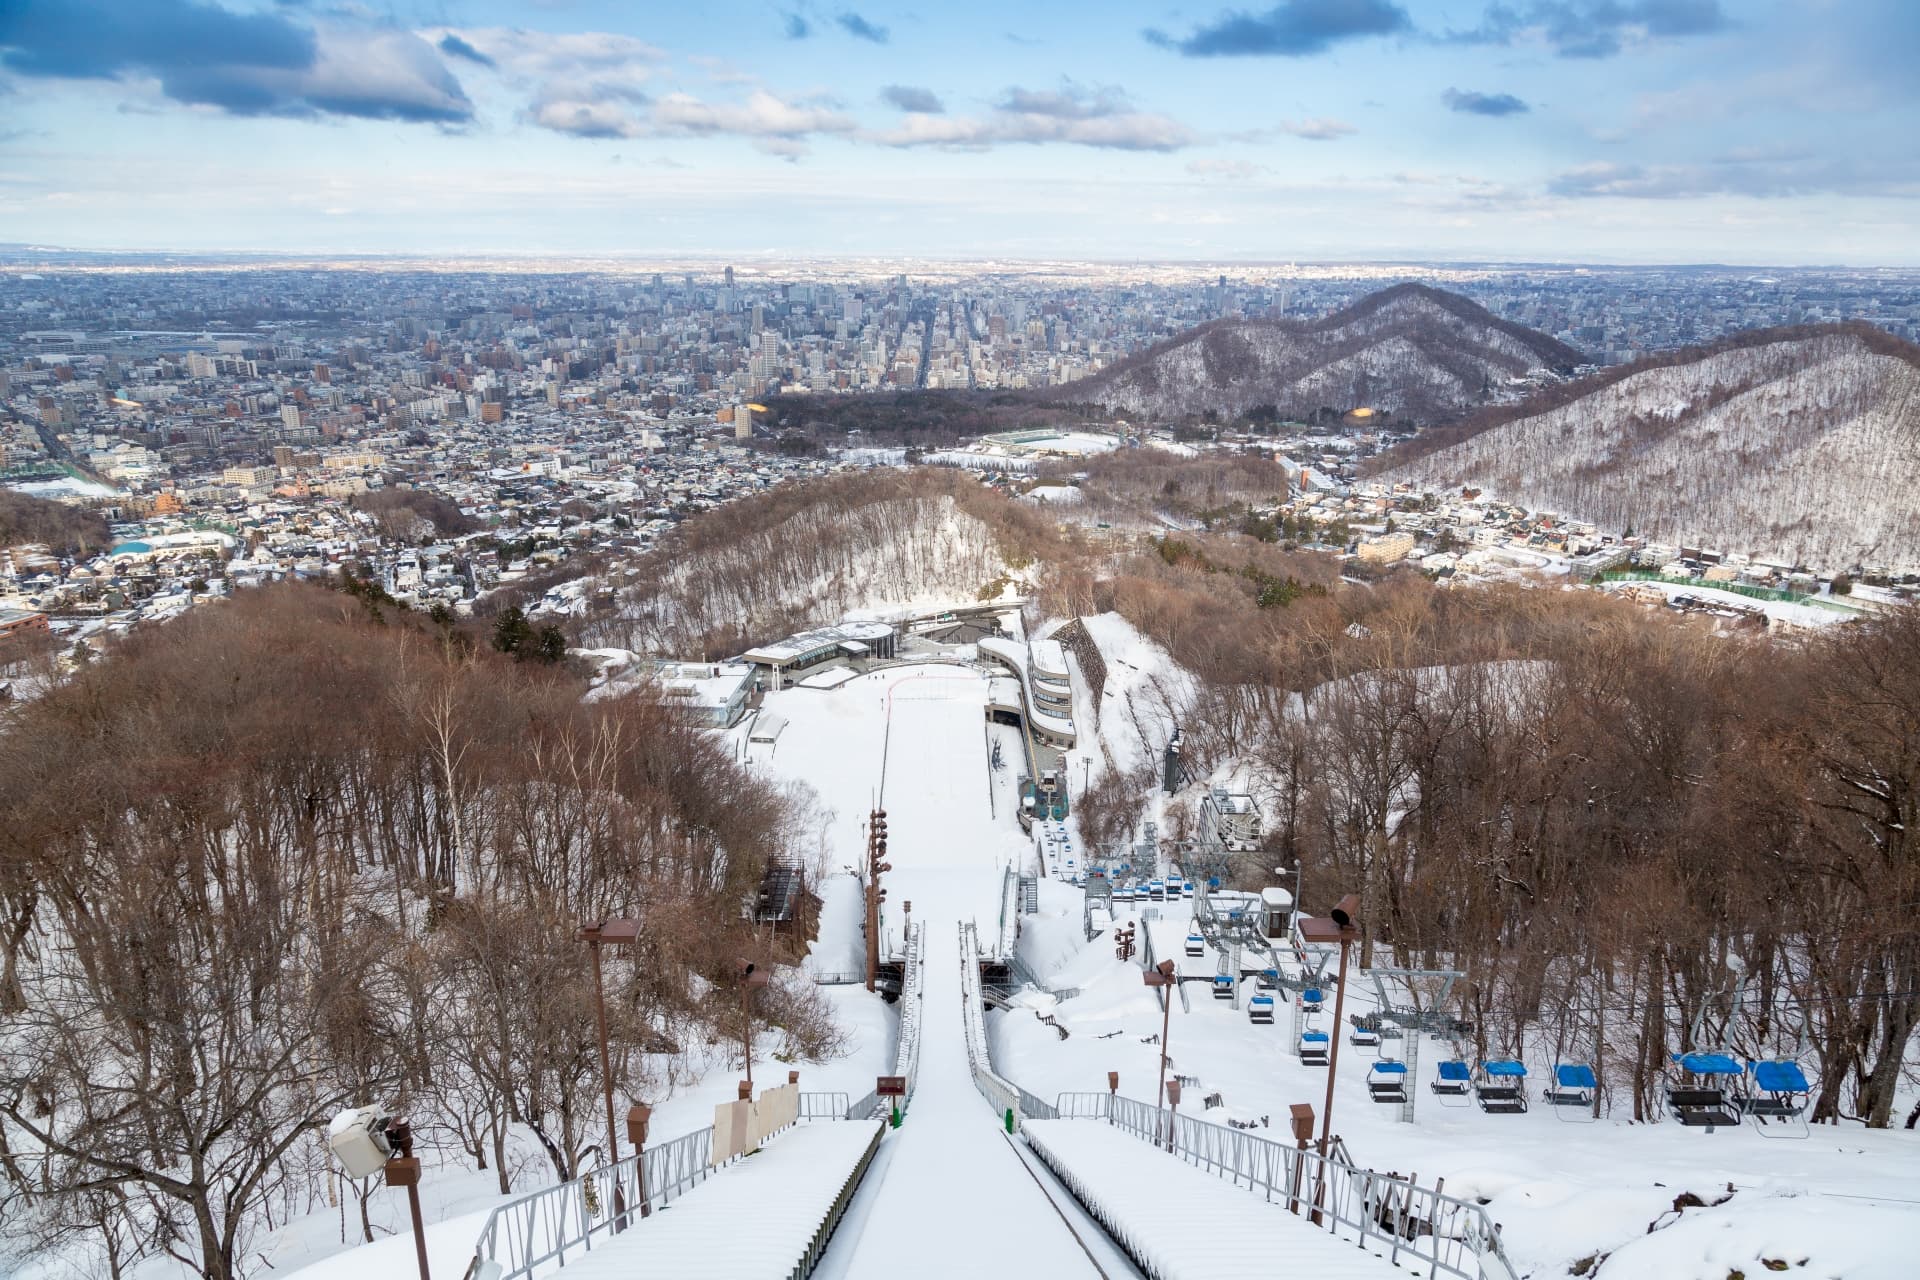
[2,1,1917,265]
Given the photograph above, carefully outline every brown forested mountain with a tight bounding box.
[1055,283,1584,423]
[0,489,110,557]
[1374,323,1920,571]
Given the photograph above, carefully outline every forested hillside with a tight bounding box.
[1377,324,1920,570]
[0,488,110,557]
[0,584,838,1279]
[1045,548,1920,1129]
[1056,283,1583,423]
[581,468,1067,657]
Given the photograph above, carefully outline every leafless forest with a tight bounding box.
[578,468,1068,657]
[1378,325,1920,571]
[0,586,837,1279]
[1045,542,1920,1129]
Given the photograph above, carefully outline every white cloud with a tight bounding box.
[530,88,856,156]
[871,83,1195,152]
[1278,117,1357,140]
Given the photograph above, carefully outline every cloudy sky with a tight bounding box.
[2,1,1916,263]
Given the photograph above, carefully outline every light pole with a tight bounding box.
[327,1109,430,1280]
[578,917,642,1227]
[739,959,770,1093]
[865,808,890,992]
[1142,956,1178,1140]
[1297,893,1359,1224]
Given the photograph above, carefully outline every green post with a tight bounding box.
[1004,1107,1015,1134]
[891,1102,901,1129]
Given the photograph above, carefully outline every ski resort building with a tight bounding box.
[739,621,897,690]
[652,661,755,728]
[978,635,1076,749]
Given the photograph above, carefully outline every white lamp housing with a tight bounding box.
[327,1105,393,1179]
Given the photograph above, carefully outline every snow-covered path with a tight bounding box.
[769,671,1102,1279]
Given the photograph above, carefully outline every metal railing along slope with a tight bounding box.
[1045,1092,1517,1280]
[465,1090,865,1280]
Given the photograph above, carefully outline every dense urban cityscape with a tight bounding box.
[5,258,1918,658]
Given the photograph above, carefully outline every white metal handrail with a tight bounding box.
[888,919,927,1112]
[1049,1092,1516,1280]
[959,922,1023,1126]
[799,1091,852,1119]
[464,1124,715,1280]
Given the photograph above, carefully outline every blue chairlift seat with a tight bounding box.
[1667,1052,1747,1129]
[1301,987,1325,1012]
[1746,1060,1811,1136]
[1475,1060,1529,1114]
[1367,1060,1409,1103]
[1545,1063,1598,1120]
[1257,968,1280,991]
[1212,975,1235,1000]
[1300,1030,1331,1066]
[1185,932,1206,957]
[1248,994,1275,1024]
[1431,1059,1471,1102]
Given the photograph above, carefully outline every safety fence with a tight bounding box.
[798,1092,853,1120]
[467,1091,873,1279]
[466,1124,716,1280]
[886,919,927,1112]
[1049,1092,1516,1280]
[959,922,1024,1127]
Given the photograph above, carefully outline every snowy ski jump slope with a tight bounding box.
[745,666,1101,1278]
[745,664,1445,1280]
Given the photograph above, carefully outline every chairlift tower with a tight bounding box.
[1362,966,1469,1124]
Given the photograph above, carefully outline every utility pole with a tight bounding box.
[1298,893,1360,1225]
[865,807,890,992]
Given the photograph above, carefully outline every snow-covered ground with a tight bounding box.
[995,880,1920,1280]
[742,665,1104,1277]
[1003,610,1920,1278]
[97,634,1913,1280]
[1595,577,1859,628]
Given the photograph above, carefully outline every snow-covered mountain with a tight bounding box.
[1057,283,1583,422]
[1377,324,1920,572]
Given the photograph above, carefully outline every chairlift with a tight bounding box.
[1665,1052,1746,1131]
[1430,1059,1471,1105]
[1184,932,1206,958]
[1300,986,1325,1014]
[1349,1013,1381,1052]
[1745,1060,1811,1139]
[1367,1060,1409,1104]
[1299,1029,1330,1067]
[1257,967,1280,991]
[1544,1063,1598,1122]
[1474,1060,1529,1114]
[1248,993,1275,1024]
[1212,974,1235,1001]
